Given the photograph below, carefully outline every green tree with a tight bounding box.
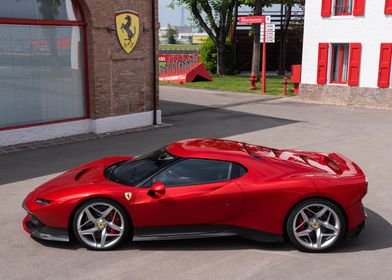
[243,0,305,77]
[170,0,238,76]
[277,0,305,74]
[163,24,179,44]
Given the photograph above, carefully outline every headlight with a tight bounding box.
[35,198,52,205]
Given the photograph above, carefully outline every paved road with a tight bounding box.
[1,86,392,280]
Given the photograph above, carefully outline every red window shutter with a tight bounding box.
[321,0,332,17]
[378,43,392,88]
[317,43,329,85]
[348,43,362,87]
[386,0,392,15]
[353,0,366,16]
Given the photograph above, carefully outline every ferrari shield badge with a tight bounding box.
[124,192,132,201]
[115,9,140,54]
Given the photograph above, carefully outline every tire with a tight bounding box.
[286,198,346,253]
[72,198,131,250]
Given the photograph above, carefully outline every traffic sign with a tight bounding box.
[261,38,275,43]
[260,23,275,43]
[238,15,272,94]
[238,15,271,24]
[261,31,275,37]
[262,23,275,32]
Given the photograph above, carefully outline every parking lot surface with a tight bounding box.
[1,86,391,280]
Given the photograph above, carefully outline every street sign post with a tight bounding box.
[260,24,276,43]
[238,16,271,94]
[237,15,271,24]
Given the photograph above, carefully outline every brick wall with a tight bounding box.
[299,84,392,109]
[81,0,159,120]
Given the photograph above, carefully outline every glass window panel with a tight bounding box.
[334,0,353,15]
[0,24,86,128]
[152,159,232,187]
[341,45,349,82]
[0,0,82,21]
[331,44,349,83]
[331,45,340,82]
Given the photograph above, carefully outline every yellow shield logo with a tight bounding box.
[115,9,140,54]
[124,192,132,201]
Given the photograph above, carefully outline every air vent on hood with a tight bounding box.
[75,167,94,181]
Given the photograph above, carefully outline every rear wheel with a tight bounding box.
[73,198,130,250]
[286,198,346,252]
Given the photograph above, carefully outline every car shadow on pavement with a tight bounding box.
[33,208,391,253]
[335,208,392,253]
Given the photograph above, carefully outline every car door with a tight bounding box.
[134,158,245,236]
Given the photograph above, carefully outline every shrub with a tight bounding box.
[200,38,234,74]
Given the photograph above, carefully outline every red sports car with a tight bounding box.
[22,138,367,252]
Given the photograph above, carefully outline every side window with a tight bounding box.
[231,163,248,179]
[152,159,233,187]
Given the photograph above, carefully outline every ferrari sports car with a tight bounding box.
[22,138,367,252]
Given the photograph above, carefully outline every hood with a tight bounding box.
[30,156,134,199]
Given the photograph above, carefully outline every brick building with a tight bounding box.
[300,0,392,108]
[0,0,160,146]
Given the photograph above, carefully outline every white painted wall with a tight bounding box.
[302,0,392,88]
[0,110,162,147]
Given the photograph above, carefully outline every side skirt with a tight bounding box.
[133,225,284,243]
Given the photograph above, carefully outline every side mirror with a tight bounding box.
[147,182,166,198]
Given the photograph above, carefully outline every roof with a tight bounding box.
[167,138,250,159]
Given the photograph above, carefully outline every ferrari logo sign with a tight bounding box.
[124,192,132,201]
[115,9,140,54]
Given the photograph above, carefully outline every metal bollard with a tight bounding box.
[283,77,288,96]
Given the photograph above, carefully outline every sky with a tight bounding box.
[159,0,191,27]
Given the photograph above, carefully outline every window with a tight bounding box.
[322,0,365,17]
[106,148,178,186]
[331,44,350,84]
[0,0,86,129]
[317,43,361,86]
[0,0,82,21]
[151,159,247,187]
[334,0,353,15]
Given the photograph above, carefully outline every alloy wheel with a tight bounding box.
[75,202,126,249]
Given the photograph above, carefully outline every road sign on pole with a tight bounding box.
[260,24,276,43]
[237,15,271,24]
[237,16,271,94]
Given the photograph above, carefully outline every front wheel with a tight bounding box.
[286,198,346,252]
[73,198,130,250]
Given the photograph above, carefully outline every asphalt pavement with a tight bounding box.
[0,86,391,280]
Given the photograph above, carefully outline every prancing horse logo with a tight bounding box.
[124,192,132,201]
[115,9,140,54]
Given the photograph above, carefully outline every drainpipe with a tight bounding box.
[152,0,158,125]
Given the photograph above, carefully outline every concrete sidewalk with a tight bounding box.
[0,86,391,280]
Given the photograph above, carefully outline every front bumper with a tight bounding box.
[22,201,69,242]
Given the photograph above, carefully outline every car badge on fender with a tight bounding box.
[124,192,132,201]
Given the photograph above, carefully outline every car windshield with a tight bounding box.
[105,148,178,186]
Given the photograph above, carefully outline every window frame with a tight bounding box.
[140,158,248,189]
[330,44,350,85]
[333,0,354,16]
[0,0,89,131]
